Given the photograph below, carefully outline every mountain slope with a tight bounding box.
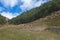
[0,10,60,40]
[0,15,6,24]
[23,10,60,27]
[9,0,60,25]
[44,10,60,26]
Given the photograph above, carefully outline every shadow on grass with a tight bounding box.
[48,26,60,34]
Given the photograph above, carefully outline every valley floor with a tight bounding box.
[0,25,60,40]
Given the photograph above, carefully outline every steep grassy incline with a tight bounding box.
[24,10,60,26]
[44,10,60,26]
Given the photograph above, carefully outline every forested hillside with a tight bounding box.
[9,0,60,24]
[0,15,6,24]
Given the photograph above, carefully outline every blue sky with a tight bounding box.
[0,0,48,19]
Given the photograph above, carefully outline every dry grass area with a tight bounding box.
[0,10,60,40]
[0,25,60,40]
[0,24,47,32]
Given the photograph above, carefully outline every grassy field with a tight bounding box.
[0,11,60,40]
[0,25,60,40]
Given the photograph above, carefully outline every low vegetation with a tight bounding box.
[0,25,60,40]
[44,11,60,26]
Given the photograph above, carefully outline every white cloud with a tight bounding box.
[0,0,47,19]
[20,0,47,11]
[0,0,18,7]
[20,0,32,10]
[0,12,19,19]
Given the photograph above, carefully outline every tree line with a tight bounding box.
[0,0,60,25]
[8,0,60,24]
[0,15,6,24]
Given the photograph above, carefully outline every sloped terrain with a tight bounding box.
[0,10,60,40]
[0,15,6,24]
[0,0,60,40]
[9,0,60,24]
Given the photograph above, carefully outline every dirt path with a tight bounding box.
[19,26,48,32]
[0,25,48,32]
